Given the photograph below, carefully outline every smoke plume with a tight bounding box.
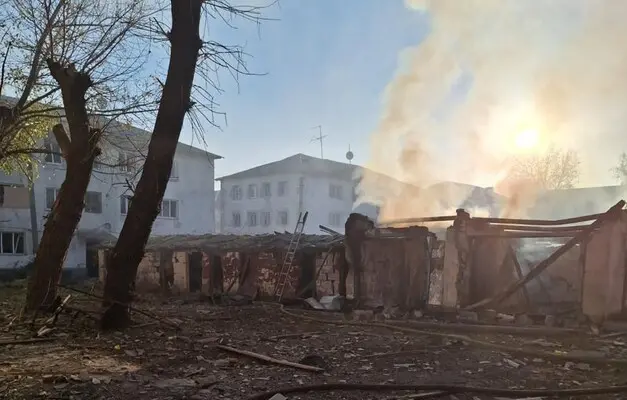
[360,0,627,222]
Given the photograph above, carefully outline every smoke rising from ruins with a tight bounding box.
[359,0,627,221]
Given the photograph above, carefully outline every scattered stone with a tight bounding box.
[319,295,343,311]
[515,313,533,326]
[213,358,236,367]
[458,311,479,323]
[299,354,328,370]
[268,394,288,400]
[478,309,497,323]
[412,310,424,319]
[503,358,520,368]
[575,362,591,371]
[353,310,374,321]
[496,313,515,323]
[393,363,415,368]
[304,297,325,310]
[154,378,197,389]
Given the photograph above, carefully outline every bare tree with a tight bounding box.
[508,146,581,190]
[100,0,269,330]
[611,152,627,185]
[13,0,161,311]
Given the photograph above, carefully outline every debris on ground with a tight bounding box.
[2,282,627,400]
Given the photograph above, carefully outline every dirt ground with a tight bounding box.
[2,282,627,400]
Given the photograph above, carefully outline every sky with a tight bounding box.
[174,0,430,186]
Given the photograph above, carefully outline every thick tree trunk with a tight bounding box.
[25,61,98,311]
[100,0,203,330]
[25,145,97,310]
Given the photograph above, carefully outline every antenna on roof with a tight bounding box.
[310,125,327,159]
[346,144,354,165]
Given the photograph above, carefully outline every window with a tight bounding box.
[170,161,179,180]
[261,182,271,198]
[261,211,271,227]
[232,211,241,227]
[44,138,63,164]
[247,211,258,227]
[118,152,135,172]
[0,232,24,254]
[84,191,102,214]
[247,184,258,199]
[329,184,343,199]
[277,181,287,197]
[278,210,288,226]
[45,188,60,210]
[120,195,132,214]
[159,199,178,218]
[230,185,242,201]
[329,212,342,227]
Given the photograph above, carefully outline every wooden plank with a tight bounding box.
[508,245,531,307]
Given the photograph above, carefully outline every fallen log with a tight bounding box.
[0,337,55,346]
[215,344,325,372]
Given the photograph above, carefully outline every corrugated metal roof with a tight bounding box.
[98,232,344,252]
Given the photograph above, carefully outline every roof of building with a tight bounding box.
[1,95,222,160]
[527,185,626,219]
[216,153,357,181]
[98,232,345,252]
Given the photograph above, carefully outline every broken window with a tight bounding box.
[0,232,25,254]
[232,211,241,227]
[85,191,102,214]
[329,212,342,227]
[277,181,287,197]
[118,152,135,173]
[159,199,178,218]
[170,161,179,180]
[278,210,288,226]
[120,195,132,214]
[261,182,271,197]
[329,184,343,200]
[43,138,63,164]
[247,211,258,227]
[261,211,271,226]
[231,185,242,201]
[45,188,60,210]
[247,184,258,199]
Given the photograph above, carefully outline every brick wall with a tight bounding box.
[172,251,188,292]
[222,252,240,293]
[315,251,353,297]
[135,252,161,291]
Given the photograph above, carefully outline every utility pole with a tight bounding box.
[310,125,327,159]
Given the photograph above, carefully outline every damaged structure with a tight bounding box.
[435,201,627,325]
[97,213,439,311]
[98,233,344,300]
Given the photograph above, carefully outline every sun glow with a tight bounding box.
[514,128,540,150]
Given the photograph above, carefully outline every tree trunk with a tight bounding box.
[25,61,98,311]
[100,0,203,330]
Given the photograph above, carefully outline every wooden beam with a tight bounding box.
[507,245,531,307]
[484,223,591,232]
[472,213,607,226]
[468,231,582,238]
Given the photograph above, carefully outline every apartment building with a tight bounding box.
[0,120,220,275]
[216,153,388,235]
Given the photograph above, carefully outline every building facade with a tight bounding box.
[217,154,380,235]
[0,122,220,275]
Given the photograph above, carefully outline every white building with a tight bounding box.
[216,153,388,235]
[0,121,220,276]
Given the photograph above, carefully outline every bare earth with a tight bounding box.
[2,283,627,400]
